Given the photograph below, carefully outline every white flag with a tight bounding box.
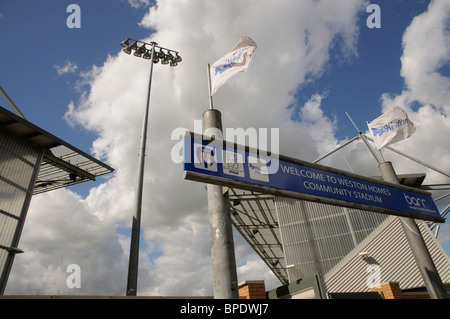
[367,106,416,150]
[209,36,257,96]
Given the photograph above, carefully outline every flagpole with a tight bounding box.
[204,64,239,298]
[207,64,214,110]
[345,112,383,164]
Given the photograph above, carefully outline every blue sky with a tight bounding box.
[0,1,431,142]
[0,0,152,194]
[1,0,449,296]
[297,1,430,138]
[0,0,149,147]
[0,0,435,155]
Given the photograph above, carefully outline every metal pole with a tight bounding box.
[313,136,359,164]
[126,42,156,296]
[378,161,449,299]
[365,134,450,179]
[343,207,358,247]
[207,64,214,110]
[345,113,384,164]
[203,109,239,299]
[0,86,27,119]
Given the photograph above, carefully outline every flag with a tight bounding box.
[209,36,257,96]
[367,106,416,150]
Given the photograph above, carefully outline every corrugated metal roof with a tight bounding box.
[229,189,288,284]
[324,216,450,292]
[0,106,114,194]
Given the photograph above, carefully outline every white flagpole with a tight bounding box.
[345,112,383,164]
[207,63,214,110]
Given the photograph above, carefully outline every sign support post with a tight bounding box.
[378,161,449,299]
[203,109,239,299]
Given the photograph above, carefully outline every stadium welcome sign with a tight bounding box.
[183,132,444,223]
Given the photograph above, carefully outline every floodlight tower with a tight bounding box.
[121,38,181,296]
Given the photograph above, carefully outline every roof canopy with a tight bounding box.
[0,106,114,194]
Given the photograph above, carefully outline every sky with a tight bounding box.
[0,0,449,296]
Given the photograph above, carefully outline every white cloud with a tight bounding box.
[399,0,450,112]
[379,0,450,178]
[70,0,364,296]
[54,60,78,76]
[6,190,130,295]
[127,0,151,9]
[378,0,450,249]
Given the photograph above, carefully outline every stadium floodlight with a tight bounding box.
[121,38,182,66]
[121,38,181,297]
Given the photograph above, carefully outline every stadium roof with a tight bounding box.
[229,188,288,284]
[0,105,114,194]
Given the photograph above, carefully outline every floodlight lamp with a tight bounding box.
[134,44,146,57]
[286,264,295,269]
[130,41,138,50]
[142,50,152,60]
[161,57,169,65]
[121,39,130,48]
[153,56,160,64]
[170,60,178,67]
[175,53,182,63]
[138,44,146,52]
[123,47,132,55]
[359,252,370,259]
[157,49,165,59]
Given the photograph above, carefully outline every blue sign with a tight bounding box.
[183,133,444,223]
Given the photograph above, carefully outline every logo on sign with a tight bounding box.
[371,118,411,137]
[215,47,252,75]
[403,193,426,208]
[194,143,217,172]
[223,150,245,177]
[248,156,270,182]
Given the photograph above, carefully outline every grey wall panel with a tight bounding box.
[275,196,388,282]
[0,128,44,293]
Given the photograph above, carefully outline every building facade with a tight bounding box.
[0,128,45,293]
[0,106,114,294]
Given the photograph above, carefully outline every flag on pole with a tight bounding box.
[367,106,416,150]
[209,36,257,96]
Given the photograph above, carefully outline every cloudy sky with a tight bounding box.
[1,0,449,296]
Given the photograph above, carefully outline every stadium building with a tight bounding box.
[229,170,450,299]
[0,105,114,294]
